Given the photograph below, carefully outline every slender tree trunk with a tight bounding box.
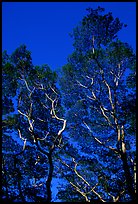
[33,133,54,202]
[46,152,54,202]
[117,125,136,200]
[120,151,136,201]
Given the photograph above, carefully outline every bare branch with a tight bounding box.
[57,156,106,202]
[69,181,90,202]
[17,129,27,151]
[50,84,58,95]
[58,158,73,170]
[86,75,94,85]
[72,158,90,187]
[92,35,95,54]
[55,164,90,202]
[36,132,49,141]
[37,117,47,123]
[19,77,31,92]
[45,92,67,137]
[103,79,114,110]
[83,121,119,154]
[99,105,113,127]
[18,109,28,118]
[87,95,96,101]
[76,80,88,88]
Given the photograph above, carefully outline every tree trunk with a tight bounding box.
[117,125,136,200]
[46,152,54,202]
[120,151,136,201]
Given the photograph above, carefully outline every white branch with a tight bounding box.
[69,181,90,202]
[18,109,28,118]
[76,80,88,88]
[87,95,96,101]
[50,85,58,95]
[19,77,31,92]
[103,79,114,110]
[83,121,118,154]
[45,93,67,136]
[100,105,112,126]
[72,158,90,187]
[86,76,94,85]
[36,132,49,141]
[17,129,27,151]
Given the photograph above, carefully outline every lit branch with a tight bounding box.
[72,158,90,186]
[29,87,35,98]
[103,79,114,110]
[91,188,106,202]
[19,77,31,93]
[37,117,47,123]
[40,101,49,110]
[92,35,95,54]
[87,95,96,101]
[18,129,27,151]
[57,157,106,202]
[18,129,26,141]
[83,121,118,154]
[69,181,90,202]
[107,188,125,202]
[92,91,97,99]
[100,105,113,127]
[24,78,31,92]
[45,92,67,137]
[76,80,88,88]
[36,132,49,141]
[28,102,33,118]
[18,109,28,118]
[50,84,58,95]
[93,57,116,118]
[58,158,73,170]
[56,163,90,202]
[86,182,99,195]
[28,119,34,132]
[35,156,40,165]
[86,76,94,85]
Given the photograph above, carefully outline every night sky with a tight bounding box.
[2,2,136,71]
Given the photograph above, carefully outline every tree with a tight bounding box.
[59,7,136,202]
[2,45,66,202]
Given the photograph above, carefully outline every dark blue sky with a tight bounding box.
[2,2,136,71]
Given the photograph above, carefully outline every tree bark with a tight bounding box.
[120,151,136,201]
[117,126,136,201]
[46,152,54,202]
